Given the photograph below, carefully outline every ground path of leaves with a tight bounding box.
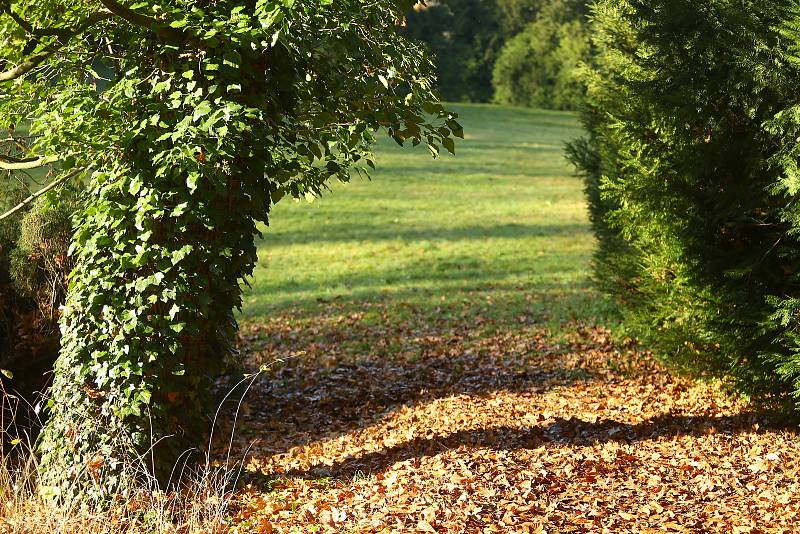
[222,305,800,533]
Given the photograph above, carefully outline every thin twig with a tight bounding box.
[0,154,56,170]
[0,168,83,220]
[0,12,113,82]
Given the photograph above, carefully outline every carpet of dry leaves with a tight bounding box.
[220,304,800,533]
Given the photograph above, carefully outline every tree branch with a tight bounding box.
[0,12,113,82]
[0,49,52,82]
[4,5,33,33]
[5,7,72,40]
[0,168,82,221]
[0,154,57,170]
[0,2,199,83]
[2,2,94,40]
[98,0,191,45]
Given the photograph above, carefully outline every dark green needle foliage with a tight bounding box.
[571,0,800,410]
[0,0,460,503]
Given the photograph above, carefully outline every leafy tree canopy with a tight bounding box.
[495,0,545,34]
[404,0,590,106]
[0,0,460,503]
[495,0,587,33]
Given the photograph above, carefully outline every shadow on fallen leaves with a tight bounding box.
[277,412,783,481]
[220,308,800,533]
[221,311,611,460]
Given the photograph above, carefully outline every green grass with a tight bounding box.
[241,103,614,331]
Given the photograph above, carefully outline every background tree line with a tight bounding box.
[403,0,591,109]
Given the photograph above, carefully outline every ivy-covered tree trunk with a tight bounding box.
[37,157,264,498]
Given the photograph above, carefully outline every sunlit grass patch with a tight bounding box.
[242,104,615,331]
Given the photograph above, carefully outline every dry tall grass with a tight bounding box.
[0,449,234,534]
[0,372,264,534]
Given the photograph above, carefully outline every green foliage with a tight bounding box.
[0,180,75,377]
[492,0,590,110]
[402,0,505,102]
[496,0,545,34]
[571,0,800,409]
[404,0,590,107]
[0,0,459,502]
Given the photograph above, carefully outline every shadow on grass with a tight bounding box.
[242,279,605,325]
[245,223,600,319]
[260,223,591,248]
[367,157,574,178]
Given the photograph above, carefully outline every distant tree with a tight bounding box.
[403,0,505,102]
[495,0,544,34]
[492,0,590,110]
[0,0,460,503]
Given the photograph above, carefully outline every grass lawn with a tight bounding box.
[241,103,614,331]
